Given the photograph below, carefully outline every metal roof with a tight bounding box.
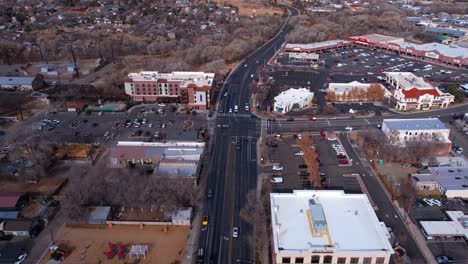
[0,77,35,86]
[383,118,447,131]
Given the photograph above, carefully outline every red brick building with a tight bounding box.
[124,71,215,110]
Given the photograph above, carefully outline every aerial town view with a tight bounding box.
[0,0,467,263]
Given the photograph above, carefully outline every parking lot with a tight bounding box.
[32,104,208,144]
[265,135,313,192]
[409,199,468,263]
[319,47,468,83]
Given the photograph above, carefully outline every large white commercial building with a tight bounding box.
[381,118,452,154]
[270,190,394,264]
[384,72,454,110]
[420,211,468,240]
[412,167,468,198]
[274,88,314,114]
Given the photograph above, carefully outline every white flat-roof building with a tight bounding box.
[270,190,394,264]
[381,118,451,154]
[288,53,320,64]
[384,72,433,91]
[284,40,353,53]
[420,211,468,240]
[327,81,390,101]
[412,167,468,198]
[274,88,314,114]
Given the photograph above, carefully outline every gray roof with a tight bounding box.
[413,167,468,190]
[0,211,19,220]
[0,77,35,86]
[383,118,447,131]
[87,206,111,221]
[426,27,466,37]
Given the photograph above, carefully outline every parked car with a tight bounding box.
[14,253,27,264]
[271,177,284,183]
[272,165,283,171]
[435,255,451,264]
[338,160,349,165]
[295,151,304,156]
[298,164,308,169]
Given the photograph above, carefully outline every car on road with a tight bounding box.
[338,160,349,165]
[233,227,239,238]
[148,123,153,128]
[271,176,284,183]
[202,215,209,226]
[158,103,166,107]
[104,132,110,137]
[207,189,213,199]
[345,126,353,131]
[144,131,151,137]
[14,253,27,264]
[229,108,233,113]
[287,118,294,121]
[272,165,283,171]
[295,151,304,156]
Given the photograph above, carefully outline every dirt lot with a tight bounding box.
[0,177,66,196]
[226,0,284,16]
[40,225,190,264]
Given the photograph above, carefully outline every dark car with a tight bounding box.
[287,118,294,121]
[298,164,308,169]
[299,171,310,176]
[92,123,98,127]
[144,131,151,137]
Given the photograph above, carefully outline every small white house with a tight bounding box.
[273,88,314,114]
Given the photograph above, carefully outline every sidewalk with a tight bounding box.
[344,134,436,264]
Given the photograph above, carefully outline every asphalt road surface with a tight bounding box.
[198,7,299,264]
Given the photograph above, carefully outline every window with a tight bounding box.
[363,257,372,264]
[311,255,320,263]
[324,255,333,263]
[295,257,304,263]
[376,257,385,264]
[350,257,359,263]
[282,257,291,263]
[405,131,408,135]
[337,257,346,264]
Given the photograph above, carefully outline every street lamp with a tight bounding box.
[236,260,255,264]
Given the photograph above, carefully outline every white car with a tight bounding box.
[233,227,239,238]
[245,105,249,111]
[272,165,283,171]
[229,108,233,113]
[158,103,166,107]
[295,151,304,156]
[104,132,110,137]
[345,126,353,131]
[271,176,284,183]
[14,253,27,264]
[327,137,337,141]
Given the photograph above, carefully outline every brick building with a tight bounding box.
[124,71,215,110]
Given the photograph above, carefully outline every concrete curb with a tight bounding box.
[344,134,435,264]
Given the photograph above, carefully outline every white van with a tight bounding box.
[234,105,239,113]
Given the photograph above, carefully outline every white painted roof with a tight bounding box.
[420,211,468,239]
[285,40,351,50]
[398,42,468,59]
[127,71,215,88]
[270,190,394,255]
[352,34,404,44]
[384,72,433,90]
[382,118,447,131]
[274,88,314,106]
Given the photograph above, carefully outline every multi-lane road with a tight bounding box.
[197,5,468,264]
[198,7,298,264]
